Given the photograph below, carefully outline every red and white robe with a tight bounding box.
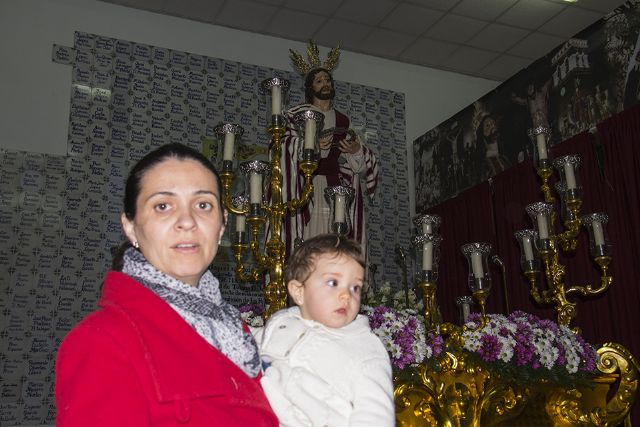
[278,103,379,258]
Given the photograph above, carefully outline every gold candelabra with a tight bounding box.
[215,78,322,318]
[515,126,613,328]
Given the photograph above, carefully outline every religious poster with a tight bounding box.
[414,1,640,212]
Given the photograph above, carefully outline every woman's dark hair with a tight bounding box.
[112,143,224,271]
[304,67,334,104]
[123,142,223,220]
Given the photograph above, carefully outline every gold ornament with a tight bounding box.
[289,40,341,75]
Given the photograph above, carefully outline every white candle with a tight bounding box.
[536,133,548,160]
[564,162,577,189]
[471,252,484,279]
[249,172,262,204]
[462,304,470,323]
[334,194,346,223]
[304,118,316,150]
[422,223,433,235]
[522,235,534,261]
[223,132,235,161]
[271,86,282,115]
[422,242,433,271]
[235,215,246,233]
[537,214,549,239]
[592,220,605,246]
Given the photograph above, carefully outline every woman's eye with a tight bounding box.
[197,201,213,210]
[154,203,169,212]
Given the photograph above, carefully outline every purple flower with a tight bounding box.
[478,335,501,362]
[238,304,264,315]
[514,342,534,366]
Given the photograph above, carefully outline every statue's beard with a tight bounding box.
[314,88,335,101]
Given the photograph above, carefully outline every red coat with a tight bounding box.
[55,271,278,426]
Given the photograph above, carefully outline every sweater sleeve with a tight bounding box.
[348,349,395,427]
[55,324,149,427]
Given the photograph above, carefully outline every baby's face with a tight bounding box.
[297,253,363,328]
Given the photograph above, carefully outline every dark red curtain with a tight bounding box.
[424,106,640,421]
[426,181,497,322]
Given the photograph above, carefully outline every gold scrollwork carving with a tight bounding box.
[395,349,529,426]
[395,341,638,426]
[545,342,638,426]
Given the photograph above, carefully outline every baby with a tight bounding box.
[254,234,395,426]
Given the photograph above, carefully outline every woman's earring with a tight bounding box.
[133,241,139,249]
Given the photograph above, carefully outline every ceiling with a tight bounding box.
[100,0,627,82]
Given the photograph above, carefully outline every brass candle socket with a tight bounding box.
[473,289,489,322]
[419,280,440,332]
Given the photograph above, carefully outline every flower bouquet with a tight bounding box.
[239,303,265,328]
[364,304,598,388]
[460,310,598,386]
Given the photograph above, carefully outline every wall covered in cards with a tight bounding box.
[0,0,500,220]
[0,31,410,425]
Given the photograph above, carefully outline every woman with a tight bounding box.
[55,143,278,426]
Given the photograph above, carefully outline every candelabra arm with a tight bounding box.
[525,270,548,305]
[232,243,264,282]
[246,217,270,268]
[220,171,249,215]
[537,167,556,204]
[286,160,318,212]
[558,198,582,252]
[565,256,613,298]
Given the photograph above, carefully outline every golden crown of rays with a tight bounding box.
[289,40,341,75]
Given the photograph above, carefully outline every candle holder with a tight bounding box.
[260,77,290,128]
[514,229,540,273]
[220,77,319,319]
[291,109,324,162]
[525,202,554,254]
[324,185,355,236]
[214,123,244,173]
[413,234,442,283]
[554,182,578,224]
[455,295,474,325]
[413,213,441,235]
[581,213,611,258]
[461,242,492,319]
[239,160,271,216]
[413,234,443,330]
[528,126,554,202]
[231,195,249,245]
[553,155,582,201]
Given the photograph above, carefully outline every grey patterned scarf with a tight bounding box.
[122,248,260,377]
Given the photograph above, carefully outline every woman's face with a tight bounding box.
[121,158,226,286]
